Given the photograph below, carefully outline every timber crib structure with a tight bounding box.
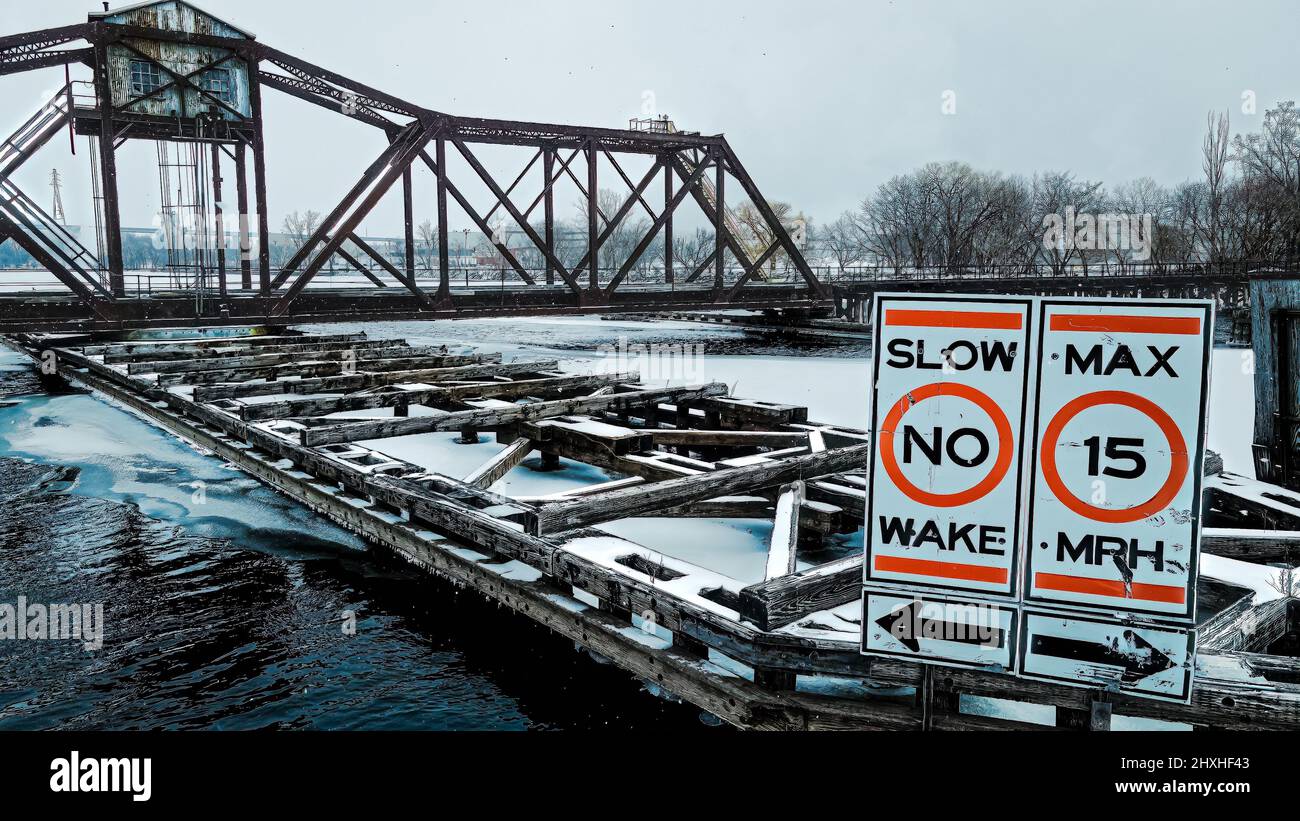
[7,325,1300,730]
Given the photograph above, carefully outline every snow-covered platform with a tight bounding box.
[7,325,1300,730]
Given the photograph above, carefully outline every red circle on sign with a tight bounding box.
[1039,390,1188,524]
[878,382,1014,507]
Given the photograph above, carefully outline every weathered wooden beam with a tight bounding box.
[533,444,869,535]
[764,480,804,581]
[1202,528,1300,564]
[738,554,861,631]
[650,429,810,448]
[522,417,654,457]
[104,337,400,364]
[191,360,559,401]
[702,397,808,429]
[240,372,637,421]
[1199,596,1294,652]
[657,495,843,533]
[787,422,870,448]
[464,437,532,488]
[511,476,647,503]
[806,479,866,519]
[129,345,443,375]
[160,353,502,386]
[82,332,363,356]
[301,383,729,446]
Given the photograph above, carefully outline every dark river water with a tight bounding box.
[0,317,865,730]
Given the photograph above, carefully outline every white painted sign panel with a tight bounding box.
[1025,299,1213,622]
[865,295,1033,599]
[1018,609,1195,703]
[861,588,1017,671]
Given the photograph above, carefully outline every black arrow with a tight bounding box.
[874,602,1005,653]
[1031,630,1175,683]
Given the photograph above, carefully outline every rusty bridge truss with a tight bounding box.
[0,12,826,331]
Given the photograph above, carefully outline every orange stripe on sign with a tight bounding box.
[1048,314,1200,335]
[1034,572,1186,604]
[874,555,1009,584]
[885,309,1023,330]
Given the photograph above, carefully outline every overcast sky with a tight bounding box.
[3,0,1298,233]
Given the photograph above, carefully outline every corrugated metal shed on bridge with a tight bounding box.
[90,1,253,121]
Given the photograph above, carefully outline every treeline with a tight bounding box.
[815,101,1300,273]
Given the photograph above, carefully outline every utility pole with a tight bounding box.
[49,169,66,224]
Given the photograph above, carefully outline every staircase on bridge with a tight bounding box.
[0,83,111,301]
[633,115,762,281]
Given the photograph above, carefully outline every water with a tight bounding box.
[0,316,1262,728]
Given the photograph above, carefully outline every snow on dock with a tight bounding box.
[7,326,1300,730]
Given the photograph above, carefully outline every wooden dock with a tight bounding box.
[7,326,1300,730]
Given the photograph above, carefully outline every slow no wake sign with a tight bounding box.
[862,294,1210,700]
[864,295,1033,600]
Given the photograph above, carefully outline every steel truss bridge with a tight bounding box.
[0,12,1286,333]
[0,10,831,332]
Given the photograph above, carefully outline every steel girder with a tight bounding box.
[0,16,823,325]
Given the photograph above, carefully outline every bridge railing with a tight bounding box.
[811,258,1297,285]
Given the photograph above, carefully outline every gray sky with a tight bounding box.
[3,0,1298,233]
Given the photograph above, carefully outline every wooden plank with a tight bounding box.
[103,337,401,364]
[650,429,810,448]
[241,372,636,421]
[1199,596,1293,652]
[129,345,444,374]
[464,437,532,488]
[191,360,560,401]
[701,396,808,428]
[808,430,826,452]
[301,383,729,446]
[1203,528,1300,564]
[82,332,363,356]
[522,416,653,456]
[738,554,862,631]
[510,476,647,502]
[158,352,504,386]
[764,480,804,581]
[533,443,869,535]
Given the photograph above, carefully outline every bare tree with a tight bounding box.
[1202,110,1231,262]
[819,211,869,271]
[415,219,438,275]
[282,210,321,252]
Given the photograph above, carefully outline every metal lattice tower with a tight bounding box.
[49,168,65,224]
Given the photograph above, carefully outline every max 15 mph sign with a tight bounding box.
[1026,299,1213,623]
[862,293,1211,702]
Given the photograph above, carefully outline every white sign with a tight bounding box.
[862,588,1017,671]
[1025,299,1213,622]
[864,295,1033,599]
[1018,609,1195,702]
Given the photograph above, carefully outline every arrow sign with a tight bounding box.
[861,589,1017,670]
[875,601,1006,653]
[1018,609,1195,702]
[1029,630,1174,683]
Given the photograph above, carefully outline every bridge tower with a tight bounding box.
[80,0,266,297]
